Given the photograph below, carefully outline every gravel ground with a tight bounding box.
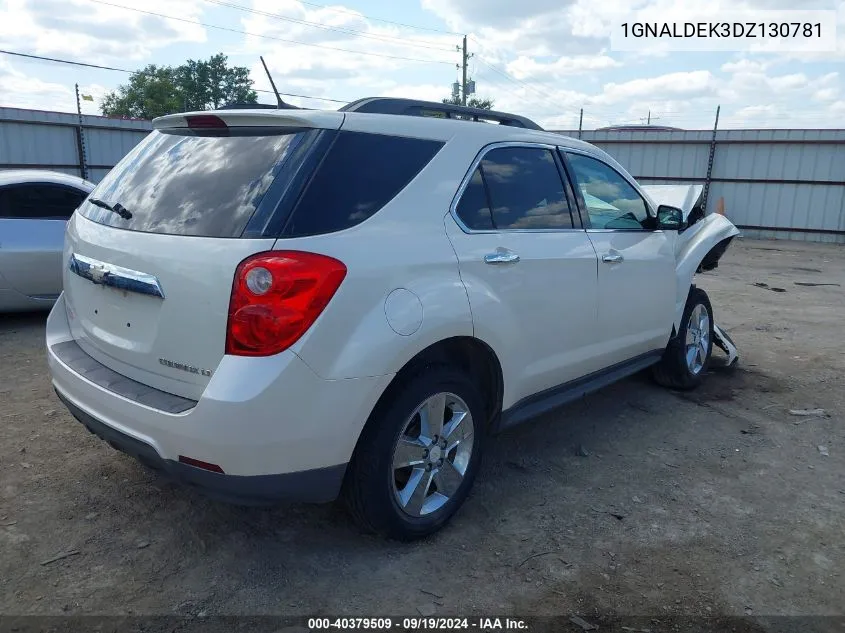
[1,238,843,629]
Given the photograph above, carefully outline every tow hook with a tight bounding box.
[713,323,739,367]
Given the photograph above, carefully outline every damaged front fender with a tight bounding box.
[672,213,741,332]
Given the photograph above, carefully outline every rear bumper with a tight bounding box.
[46,293,393,503]
[57,390,346,504]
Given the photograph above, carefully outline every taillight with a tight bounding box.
[225,251,347,357]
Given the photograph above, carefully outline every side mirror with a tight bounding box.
[656,205,685,231]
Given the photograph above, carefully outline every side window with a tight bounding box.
[283,131,444,237]
[0,184,86,220]
[480,147,573,230]
[455,167,494,230]
[565,153,649,230]
[41,186,87,219]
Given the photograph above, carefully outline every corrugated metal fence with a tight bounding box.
[555,128,845,244]
[0,106,151,184]
[1,107,842,243]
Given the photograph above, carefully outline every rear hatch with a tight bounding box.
[62,110,343,401]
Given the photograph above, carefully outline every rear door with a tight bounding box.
[445,143,600,405]
[0,183,85,299]
[62,113,343,400]
[561,150,675,367]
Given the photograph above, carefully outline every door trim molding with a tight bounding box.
[495,349,663,433]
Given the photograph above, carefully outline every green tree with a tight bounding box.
[176,53,257,111]
[100,64,182,119]
[101,54,258,119]
[442,95,495,109]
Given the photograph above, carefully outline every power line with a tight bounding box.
[0,49,129,73]
[473,58,645,119]
[468,37,564,106]
[474,56,580,114]
[85,0,455,65]
[202,0,455,52]
[0,49,349,104]
[468,38,633,118]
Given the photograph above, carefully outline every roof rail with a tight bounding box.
[339,97,543,131]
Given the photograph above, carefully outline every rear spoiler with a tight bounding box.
[151,110,344,131]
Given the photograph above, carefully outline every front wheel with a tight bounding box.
[342,365,485,540]
[652,287,714,390]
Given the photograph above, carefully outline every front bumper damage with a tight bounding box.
[642,184,741,370]
[713,323,739,368]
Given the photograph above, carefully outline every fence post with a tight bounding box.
[75,83,89,181]
[700,105,720,212]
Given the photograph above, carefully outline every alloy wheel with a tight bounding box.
[391,392,475,517]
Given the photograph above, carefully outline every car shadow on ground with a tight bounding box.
[0,311,48,330]
[61,357,748,554]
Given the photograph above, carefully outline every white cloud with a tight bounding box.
[0,0,207,61]
[592,70,717,105]
[237,0,459,109]
[382,83,447,101]
[421,0,574,31]
[720,59,771,73]
[814,87,840,100]
[0,0,843,130]
[507,55,620,80]
[0,59,112,114]
[0,58,74,110]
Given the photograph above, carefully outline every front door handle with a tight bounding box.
[484,249,520,265]
[602,253,624,264]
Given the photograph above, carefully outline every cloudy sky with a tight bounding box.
[1,0,843,129]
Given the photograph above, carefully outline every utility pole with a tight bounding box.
[461,36,468,105]
[578,108,583,138]
[642,110,661,125]
[457,36,473,106]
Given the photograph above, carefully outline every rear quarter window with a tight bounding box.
[281,132,444,237]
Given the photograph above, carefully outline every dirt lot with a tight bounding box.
[1,238,843,627]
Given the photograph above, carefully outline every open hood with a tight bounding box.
[641,184,704,222]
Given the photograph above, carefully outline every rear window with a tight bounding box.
[80,130,312,238]
[281,132,444,237]
[80,128,443,239]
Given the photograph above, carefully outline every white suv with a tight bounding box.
[46,98,740,540]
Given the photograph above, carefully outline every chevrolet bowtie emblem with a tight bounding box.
[89,264,108,284]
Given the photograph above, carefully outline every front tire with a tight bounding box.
[652,287,714,390]
[342,365,485,540]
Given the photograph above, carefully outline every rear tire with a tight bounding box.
[652,287,714,390]
[342,365,485,541]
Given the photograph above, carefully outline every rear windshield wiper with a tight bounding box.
[89,197,133,220]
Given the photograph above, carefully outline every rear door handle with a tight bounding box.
[602,253,624,264]
[484,250,520,265]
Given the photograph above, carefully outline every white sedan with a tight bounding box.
[0,170,94,312]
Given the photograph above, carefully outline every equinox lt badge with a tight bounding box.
[159,358,213,377]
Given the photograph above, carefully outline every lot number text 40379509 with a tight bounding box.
[307,618,529,630]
